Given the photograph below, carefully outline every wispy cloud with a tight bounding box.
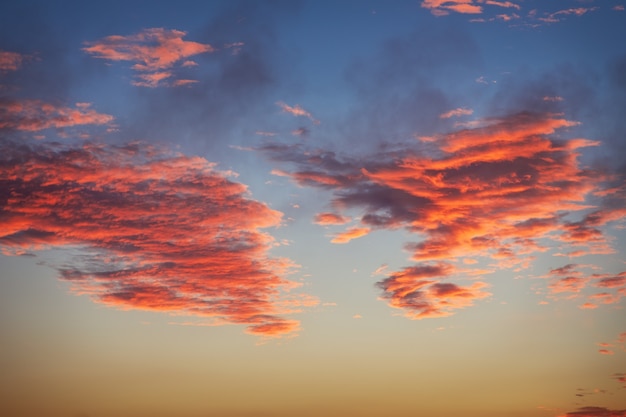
[0,99,113,132]
[439,107,473,119]
[258,111,625,318]
[0,139,313,337]
[276,101,319,124]
[83,28,214,87]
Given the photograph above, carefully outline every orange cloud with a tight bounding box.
[331,227,370,244]
[0,99,114,131]
[0,139,311,337]
[258,111,626,318]
[83,28,213,87]
[314,212,351,225]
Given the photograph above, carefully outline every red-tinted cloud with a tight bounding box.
[0,99,114,132]
[258,111,625,318]
[0,139,313,337]
[557,406,626,417]
[83,28,214,87]
[613,373,626,388]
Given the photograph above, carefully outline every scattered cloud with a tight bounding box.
[258,111,626,318]
[0,139,313,337]
[0,99,114,132]
[613,373,626,388]
[83,28,214,87]
[0,50,29,72]
[597,331,626,355]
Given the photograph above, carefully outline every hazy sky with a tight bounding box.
[1,1,625,417]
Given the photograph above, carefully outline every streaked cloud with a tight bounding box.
[558,407,626,417]
[0,139,312,337]
[83,28,214,87]
[258,111,625,318]
[0,99,114,132]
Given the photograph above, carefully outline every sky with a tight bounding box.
[1,1,625,416]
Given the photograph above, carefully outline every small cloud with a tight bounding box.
[439,107,473,119]
[330,227,370,244]
[276,101,319,124]
[543,96,564,102]
[291,127,309,136]
[314,212,351,225]
[353,314,363,319]
[372,264,389,276]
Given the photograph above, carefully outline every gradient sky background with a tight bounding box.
[1,1,625,417]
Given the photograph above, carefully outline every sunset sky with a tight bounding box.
[1,1,625,416]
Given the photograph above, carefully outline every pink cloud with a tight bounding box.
[484,1,520,10]
[83,28,213,87]
[276,101,319,124]
[0,99,114,132]
[0,140,314,337]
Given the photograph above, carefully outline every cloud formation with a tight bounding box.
[0,99,113,132]
[258,111,625,318]
[0,139,312,337]
[83,28,214,87]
